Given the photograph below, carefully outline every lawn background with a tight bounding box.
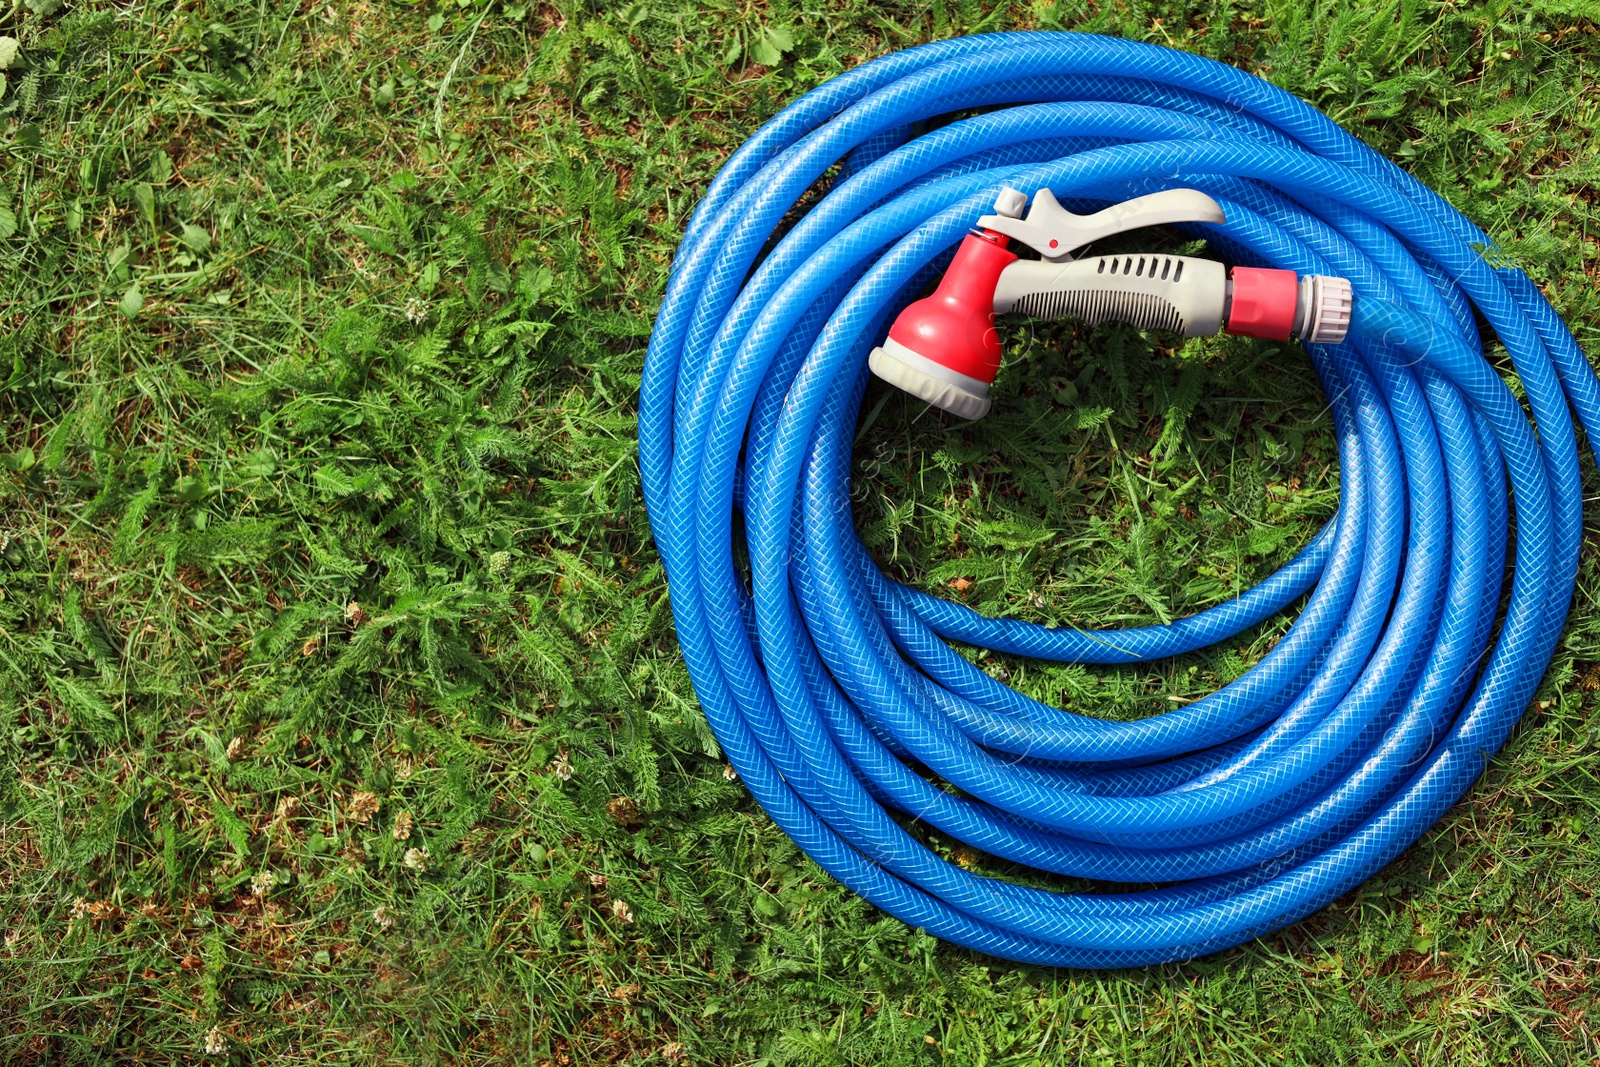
[3,0,1600,1063]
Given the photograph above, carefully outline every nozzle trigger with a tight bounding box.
[977,188,1226,262]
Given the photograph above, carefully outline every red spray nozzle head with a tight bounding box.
[868,230,1017,420]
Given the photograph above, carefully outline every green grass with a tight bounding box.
[3,0,1600,1062]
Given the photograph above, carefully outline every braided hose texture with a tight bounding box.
[638,32,1600,966]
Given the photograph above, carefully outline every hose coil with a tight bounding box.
[639,32,1599,966]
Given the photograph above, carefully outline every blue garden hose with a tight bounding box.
[638,32,1600,966]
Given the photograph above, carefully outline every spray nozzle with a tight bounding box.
[869,188,1353,419]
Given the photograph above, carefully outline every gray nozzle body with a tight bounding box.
[993,254,1227,336]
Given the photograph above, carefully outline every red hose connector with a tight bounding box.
[1226,266,1300,341]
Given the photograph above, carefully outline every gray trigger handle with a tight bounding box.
[979,188,1226,262]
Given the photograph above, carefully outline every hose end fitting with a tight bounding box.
[1297,273,1353,345]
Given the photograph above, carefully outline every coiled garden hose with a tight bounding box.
[638,32,1600,966]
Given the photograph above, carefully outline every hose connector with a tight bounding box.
[1227,267,1351,345]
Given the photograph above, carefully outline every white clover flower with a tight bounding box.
[349,791,380,824]
[203,1026,227,1055]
